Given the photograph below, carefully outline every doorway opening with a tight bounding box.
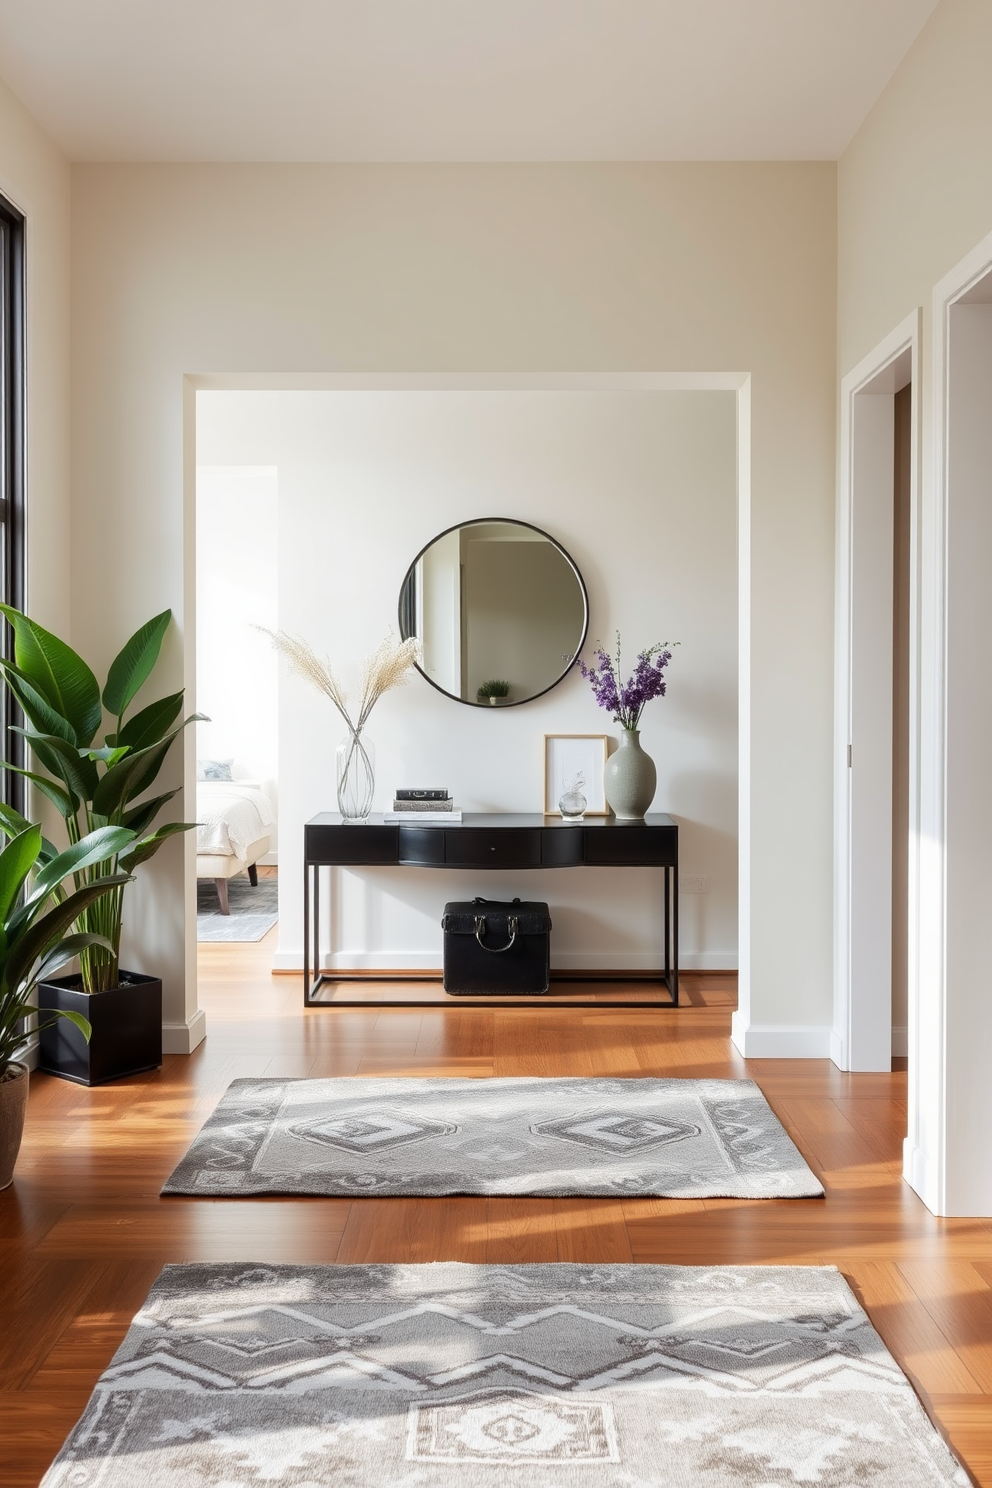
[835,315,918,1074]
[194,464,280,948]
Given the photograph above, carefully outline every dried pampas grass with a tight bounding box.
[260,628,420,735]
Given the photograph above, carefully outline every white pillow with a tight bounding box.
[197,758,234,781]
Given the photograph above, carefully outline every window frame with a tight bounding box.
[0,191,26,819]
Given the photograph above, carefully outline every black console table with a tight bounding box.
[303,812,678,1009]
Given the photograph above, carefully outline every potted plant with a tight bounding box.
[476,679,511,706]
[0,819,134,1185]
[0,605,200,1084]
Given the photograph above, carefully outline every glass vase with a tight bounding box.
[336,729,375,821]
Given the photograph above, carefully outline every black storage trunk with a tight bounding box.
[442,897,552,996]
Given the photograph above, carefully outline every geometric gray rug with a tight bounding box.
[196,875,278,942]
[162,1076,824,1199]
[39,1262,969,1487]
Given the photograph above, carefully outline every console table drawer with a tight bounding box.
[584,825,677,866]
[305,824,398,864]
[444,829,542,868]
[397,826,447,866]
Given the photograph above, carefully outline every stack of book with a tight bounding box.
[384,789,462,823]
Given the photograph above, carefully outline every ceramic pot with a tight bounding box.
[604,729,657,819]
[0,1061,29,1190]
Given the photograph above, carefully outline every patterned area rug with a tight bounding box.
[40,1262,968,1487]
[163,1076,823,1198]
[196,876,278,942]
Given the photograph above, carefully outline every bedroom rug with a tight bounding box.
[162,1076,823,1198]
[196,875,278,942]
[39,1261,969,1487]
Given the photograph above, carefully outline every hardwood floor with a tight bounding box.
[3,930,991,1485]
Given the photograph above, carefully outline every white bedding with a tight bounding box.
[196,782,275,861]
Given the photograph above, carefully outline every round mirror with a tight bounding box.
[398,518,589,707]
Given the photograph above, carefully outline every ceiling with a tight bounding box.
[0,0,940,163]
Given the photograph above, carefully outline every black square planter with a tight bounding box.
[37,971,163,1085]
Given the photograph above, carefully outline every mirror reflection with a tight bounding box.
[398,519,588,707]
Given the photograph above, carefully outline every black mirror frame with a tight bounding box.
[398,516,590,708]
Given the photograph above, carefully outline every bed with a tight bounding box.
[196,779,277,914]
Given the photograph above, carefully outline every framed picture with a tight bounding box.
[543,733,609,816]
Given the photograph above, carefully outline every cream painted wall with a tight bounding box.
[70,163,836,1046]
[197,388,738,972]
[838,0,992,374]
[838,0,992,1211]
[0,72,71,630]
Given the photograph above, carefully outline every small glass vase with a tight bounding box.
[558,770,587,820]
[336,729,375,822]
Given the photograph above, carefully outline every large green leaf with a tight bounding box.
[91,736,173,820]
[85,745,130,766]
[118,821,195,871]
[0,824,42,925]
[123,715,203,804]
[90,714,198,819]
[25,826,135,909]
[33,933,112,989]
[102,610,171,718]
[112,690,184,751]
[0,605,102,745]
[4,874,132,992]
[15,730,99,803]
[0,803,40,848]
[0,764,75,818]
[120,788,180,837]
[33,1008,92,1043]
[0,659,76,742]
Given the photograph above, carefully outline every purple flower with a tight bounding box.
[578,632,675,730]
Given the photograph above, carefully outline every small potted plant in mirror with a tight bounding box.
[476,679,511,706]
[0,605,203,1085]
[0,818,135,1185]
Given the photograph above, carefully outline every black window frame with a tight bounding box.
[0,191,26,820]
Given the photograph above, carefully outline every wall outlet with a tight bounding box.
[679,873,710,894]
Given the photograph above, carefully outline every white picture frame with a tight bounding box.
[543,733,609,816]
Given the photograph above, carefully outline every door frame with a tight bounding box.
[834,311,920,1072]
[906,227,992,1214]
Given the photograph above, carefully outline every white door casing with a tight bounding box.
[835,313,919,1075]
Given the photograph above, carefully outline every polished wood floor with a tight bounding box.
[3,926,991,1486]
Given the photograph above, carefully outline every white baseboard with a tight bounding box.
[829,1026,907,1070]
[731,1015,833,1059]
[162,1009,207,1054]
[272,949,738,973]
[903,1138,940,1214]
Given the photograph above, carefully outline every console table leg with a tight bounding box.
[314,865,321,1001]
[664,865,671,983]
[672,863,680,1006]
[303,861,311,1004]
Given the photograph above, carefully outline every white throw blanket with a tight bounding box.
[196,782,275,861]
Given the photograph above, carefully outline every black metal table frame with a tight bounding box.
[303,812,678,1009]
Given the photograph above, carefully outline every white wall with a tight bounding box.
[194,465,279,808]
[0,73,70,632]
[839,0,992,1212]
[70,162,837,1047]
[839,0,992,371]
[197,387,738,971]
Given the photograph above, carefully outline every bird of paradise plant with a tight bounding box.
[0,606,202,994]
